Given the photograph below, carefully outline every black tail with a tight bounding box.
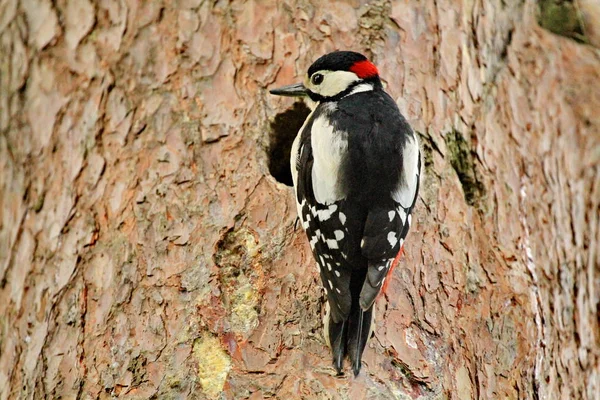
[325,303,373,376]
[325,269,374,376]
[327,316,347,375]
[347,301,374,376]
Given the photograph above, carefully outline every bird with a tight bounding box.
[269,51,421,376]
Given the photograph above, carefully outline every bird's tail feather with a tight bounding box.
[327,316,347,374]
[347,302,374,376]
[325,269,374,376]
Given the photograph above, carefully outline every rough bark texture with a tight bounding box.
[1,0,599,399]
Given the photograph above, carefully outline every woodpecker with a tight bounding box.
[270,51,420,376]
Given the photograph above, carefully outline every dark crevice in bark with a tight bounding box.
[444,129,486,207]
[268,102,311,187]
[416,131,443,175]
[538,0,589,44]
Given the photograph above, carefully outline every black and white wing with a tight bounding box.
[359,132,421,309]
[292,107,354,324]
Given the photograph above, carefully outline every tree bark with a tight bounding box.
[1,0,598,399]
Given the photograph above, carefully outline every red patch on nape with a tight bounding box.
[349,60,379,79]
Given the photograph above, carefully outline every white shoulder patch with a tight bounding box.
[392,133,420,208]
[311,113,348,204]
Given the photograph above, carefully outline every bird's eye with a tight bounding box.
[311,73,324,85]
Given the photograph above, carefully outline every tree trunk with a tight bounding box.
[1,0,598,398]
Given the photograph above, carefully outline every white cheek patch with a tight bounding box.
[311,70,361,98]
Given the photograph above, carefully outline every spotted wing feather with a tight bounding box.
[359,137,421,310]
[298,199,353,322]
[295,108,354,323]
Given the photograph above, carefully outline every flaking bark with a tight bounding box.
[1,0,598,398]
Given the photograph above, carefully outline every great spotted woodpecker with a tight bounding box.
[270,51,421,376]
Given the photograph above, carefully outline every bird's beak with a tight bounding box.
[269,82,307,97]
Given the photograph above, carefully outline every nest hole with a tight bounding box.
[268,102,311,186]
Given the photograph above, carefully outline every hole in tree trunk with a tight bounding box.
[268,102,311,187]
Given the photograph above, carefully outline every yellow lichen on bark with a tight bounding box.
[193,334,232,399]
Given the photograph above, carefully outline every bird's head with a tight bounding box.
[270,51,381,103]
